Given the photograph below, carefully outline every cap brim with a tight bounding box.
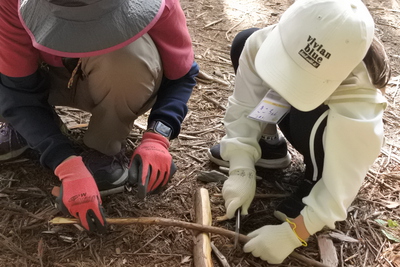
[255,26,342,112]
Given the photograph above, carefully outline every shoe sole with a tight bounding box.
[0,146,29,161]
[96,169,129,191]
[207,149,292,169]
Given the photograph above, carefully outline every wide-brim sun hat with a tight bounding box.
[255,0,375,112]
[18,0,165,58]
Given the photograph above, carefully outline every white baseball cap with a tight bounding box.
[255,0,375,111]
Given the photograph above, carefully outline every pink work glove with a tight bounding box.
[128,132,176,199]
[54,156,107,233]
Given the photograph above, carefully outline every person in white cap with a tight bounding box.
[208,0,391,263]
[0,0,198,233]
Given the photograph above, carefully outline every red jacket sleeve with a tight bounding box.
[0,0,40,77]
[148,0,194,80]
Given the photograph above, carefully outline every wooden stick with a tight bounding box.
[197,70,230,86]
[50,217,329,267]
[194,188,213,267]
[213,193,290,199]
[211,242,230,267]
[50,216,250,244]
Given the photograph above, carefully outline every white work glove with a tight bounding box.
[243,222,303,264]
[222,168,256,218]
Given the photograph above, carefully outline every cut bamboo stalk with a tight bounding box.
[50,217,329,267]
[193,188,213,267]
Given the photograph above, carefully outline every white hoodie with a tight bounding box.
[220,25,387,235]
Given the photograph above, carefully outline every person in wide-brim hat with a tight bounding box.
[0,0,198,233]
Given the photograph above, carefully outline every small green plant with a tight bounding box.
[375,219,400,243]
[387,219,399,228]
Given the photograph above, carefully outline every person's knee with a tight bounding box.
[231,28,260,72]
[82,34,162,85]
[80,34,163,114]
[98,34,161,78]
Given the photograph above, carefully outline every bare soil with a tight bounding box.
[1,0,400,266]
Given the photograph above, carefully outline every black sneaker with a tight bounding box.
[208,136,291,169]
[273,179,315,221]
[81,148,129,191]
[0,122,29,161]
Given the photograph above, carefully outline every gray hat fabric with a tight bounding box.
[19,0,164,57]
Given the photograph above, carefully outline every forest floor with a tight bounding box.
[1,0,400,266]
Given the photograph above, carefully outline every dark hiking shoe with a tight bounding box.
[274,179,315,221]
[0,122,29,161]
[0,114,71,162]
[81,148,129,192]
[208,136,291,169]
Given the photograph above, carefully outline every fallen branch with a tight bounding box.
[197,70,230,86]
[213,192,290,199]
[194,188,213,267]
[50,216,329,267]
[51,216,249,243]
[211,242,231,267]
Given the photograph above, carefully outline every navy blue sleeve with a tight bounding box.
[0,71,76,170]
[148,61,199,139]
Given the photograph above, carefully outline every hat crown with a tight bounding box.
[279,0,374,81]
[254,0,375,112]
[19,0,164,56]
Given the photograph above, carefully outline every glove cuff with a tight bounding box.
[229,150,255,172]
[55,156,92,182]
[229,168,256,180]
[142,132,170,149]
[282,222,303,247]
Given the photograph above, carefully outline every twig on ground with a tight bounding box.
[197,70,230,86]
[0,233,40,264]
[37,238,44,267]
[225,19,245,41]
[213,193,290,199]
[50,216,330,267]
[202,94,226,110]
[0,204,44,220]
[133,230,165,254]
[211,242,231,267]
[376,21,400,29]
[67,123,88,130]
[204,19,223,28]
